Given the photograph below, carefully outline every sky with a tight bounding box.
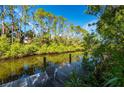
[32,5,98,32]
[0,5,98,33]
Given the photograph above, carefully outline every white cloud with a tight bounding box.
[82,20,98,33]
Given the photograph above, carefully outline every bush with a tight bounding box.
[0,35,10,55]
[3,43,39,58]
[4,43,22,57]
[0,38,83,59]
[64,71,82,87]
[24,43,39,54]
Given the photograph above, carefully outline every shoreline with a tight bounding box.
[0,49,83,61]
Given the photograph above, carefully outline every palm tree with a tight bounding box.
[9,5,15,43]
[60,16,66,33]
[57,16,66,36]
[30,9,39,38]
[16,6,23,40]
[35,8,54,38]
[18,6,25,43]
[31,12,35,33]
[18,6,32,43]
[46,12,54,40]
[52,16,58,36]
[23,6,29,33]
[35,8,46,34]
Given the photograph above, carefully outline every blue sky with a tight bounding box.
[32,5,98,32]
[1,5,97,32]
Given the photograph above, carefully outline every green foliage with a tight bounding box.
[24,43,39,54]
[37,42,82,54]
[103,77,119,87]
[3,5,124,87]
[65,5,124,87]
[3,43,39,58]
[64,71,82,87]
[81,5,124,87]
[0,5,84,60]
[0,35,10,54]
[5,42,22,57]
[0,39,83,59]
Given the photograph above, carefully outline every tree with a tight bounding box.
[35,8,47,34]
[23,6,30,33]
[0,6,6,35]
[84,5,124,86]
[52,16,58,36]
[57,16,66,36]
[9,5,16,44]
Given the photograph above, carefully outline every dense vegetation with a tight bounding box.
[0,5,124,87]
[65,5,124,87]
[0,6,85,59]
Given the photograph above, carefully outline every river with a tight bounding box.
[0,52,83,85]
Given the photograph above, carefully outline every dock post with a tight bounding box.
[43,57,47,69]
[69,54,72,64]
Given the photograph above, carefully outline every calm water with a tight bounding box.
[0,52,83,84]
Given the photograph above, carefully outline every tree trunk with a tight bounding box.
[11,19,14,43]
[2,20,4,35]
[11,6,14,44]
[1,6,5,35]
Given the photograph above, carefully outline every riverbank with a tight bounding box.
[0,49,83,61]
[0,35,83,61]
[0,42,83,61]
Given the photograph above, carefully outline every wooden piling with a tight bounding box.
[69,54,72,64]
[43,57,47,69]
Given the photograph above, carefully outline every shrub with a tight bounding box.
[4,43,22,57]
[0,35,10,55]
[24,43,39,54]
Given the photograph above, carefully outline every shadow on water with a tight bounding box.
[0,52,83,85]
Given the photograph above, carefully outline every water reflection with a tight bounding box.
[0,52,82,84]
